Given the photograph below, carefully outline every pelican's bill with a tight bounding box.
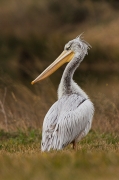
[31,50,74,84]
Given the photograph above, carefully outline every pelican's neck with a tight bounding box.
[58,52,88,99]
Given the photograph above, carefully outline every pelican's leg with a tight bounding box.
[72,140,77,150]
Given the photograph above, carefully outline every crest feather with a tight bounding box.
[76,33,91,49]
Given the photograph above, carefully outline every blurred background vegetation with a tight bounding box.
[0,0,119,132]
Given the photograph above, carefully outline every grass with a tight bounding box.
[1,152,119,180]
[0,76,119,180]
[0,129,119,180]
[0,67,119,180]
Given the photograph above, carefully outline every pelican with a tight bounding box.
[31,35,94,151]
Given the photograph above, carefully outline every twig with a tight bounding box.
[3,87,7,106]
[0,87,8,131]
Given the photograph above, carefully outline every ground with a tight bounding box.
[0,130,119,180]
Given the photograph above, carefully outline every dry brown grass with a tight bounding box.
[0,151,119,180]
[0,73,56,131]
[0,70,119,180]
[0,70,119,135]
[0,129,119,180]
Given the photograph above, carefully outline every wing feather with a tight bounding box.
[41,94,94,151]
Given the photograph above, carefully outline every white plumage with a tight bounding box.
[41,94,94,151]
[32,34,94,151]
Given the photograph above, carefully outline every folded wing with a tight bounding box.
[41,94,94,151]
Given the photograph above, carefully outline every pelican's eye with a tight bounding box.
[66,45,71,51]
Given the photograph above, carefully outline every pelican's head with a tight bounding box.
[64,35,91,55]
[31,34,90,84]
